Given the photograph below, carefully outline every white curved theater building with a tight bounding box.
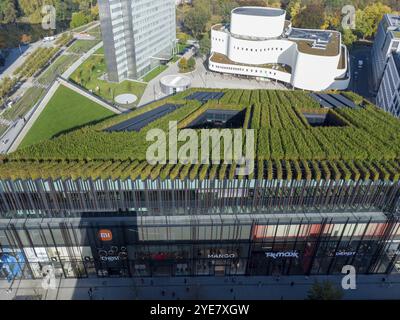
[209,7,350,91]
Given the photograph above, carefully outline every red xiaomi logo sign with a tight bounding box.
[98,229,112,241]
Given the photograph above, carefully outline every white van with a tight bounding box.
[43,36,55,42]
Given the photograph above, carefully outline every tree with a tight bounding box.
[70,11,91,29]
[215,0,239,24]
[178,57,188,72]
[177,32,190,44]
[293,1,325,29]
[287,0,302,21]
[20,34,32,44]
[341,28,357,47]
[188,57,196,70]
[183,2,211,39]
[0,0,17,24]
[307,281,344,300]
[199,32,211,56]
[355,3,393,40]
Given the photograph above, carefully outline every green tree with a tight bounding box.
[293,1,325,29]
[70,11,91,29]
[188,57,196,70]
[341,28,357,47]
[287,0,302,21]
[178,57,188,72]
[355,2,393,40]
[183,2,211,39]
[307,281,344,300]
[0,0,17,24]
[215,0,239,24]
[177,32,190,45]
[199,32,211,56]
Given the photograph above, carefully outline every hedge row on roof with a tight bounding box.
[0,159,399,182]
[4,88,400,182]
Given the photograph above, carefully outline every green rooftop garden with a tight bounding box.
[69,51,146,108]
[1,88,400,182]
[19,85,116,149]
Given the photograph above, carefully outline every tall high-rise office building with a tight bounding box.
[371,14,400,91]
[98,0,176,82]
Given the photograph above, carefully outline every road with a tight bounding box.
[349,44,374,101]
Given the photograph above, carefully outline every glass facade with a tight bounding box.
[1,215,400,280]
[0,176,399,279]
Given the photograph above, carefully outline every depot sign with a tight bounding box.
[335,251,356,257]
[98,229,113,242]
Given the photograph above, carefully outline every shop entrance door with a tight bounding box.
[214,265,225,276]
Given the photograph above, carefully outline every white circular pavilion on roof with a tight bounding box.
[160,75,191,95]
[115,93,138,105]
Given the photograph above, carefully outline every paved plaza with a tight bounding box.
[1,274,400,300]
[139,54,288,107]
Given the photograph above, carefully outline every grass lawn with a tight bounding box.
[67,40,101,54]
[142,65,168,82]
[70,54,147,108]
[19,85,115,149]
[3,86,46,121]
[94,46,104,55]
[86,26,102,40]
[0,125,8,137]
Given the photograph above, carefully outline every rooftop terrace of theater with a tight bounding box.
[1,88,400,182]
[212,23,341,57]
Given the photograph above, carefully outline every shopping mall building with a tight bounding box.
[209,7,350,91]
[0,88,399,280]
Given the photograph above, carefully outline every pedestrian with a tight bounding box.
[172,291,176,298]
[290,281,295,287]
[88,287,93,300]
[161,290,165,296]
[230,288,233,293]
[184,278,187,284]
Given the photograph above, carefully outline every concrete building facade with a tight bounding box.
[98,0,176,82]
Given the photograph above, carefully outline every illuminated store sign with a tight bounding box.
[207,253,237,259]
[335,251,356,257]
[265,251,299,259]
[98,229,113,241]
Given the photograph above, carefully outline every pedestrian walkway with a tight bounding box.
[1,274,400,300]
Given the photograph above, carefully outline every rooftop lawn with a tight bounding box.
[4,88,400,182]
[19,85,116,149]
[69,53,146,108]
[67,40,101,54]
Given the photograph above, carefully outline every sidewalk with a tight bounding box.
[1,274,400,300]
